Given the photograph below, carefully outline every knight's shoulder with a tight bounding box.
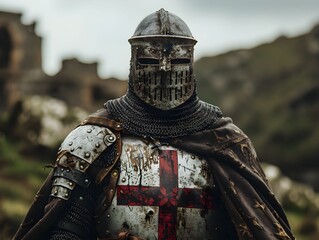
[211,117,248,142]
[58,124,117,170]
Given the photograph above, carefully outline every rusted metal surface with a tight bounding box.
[53,125,116,201]
[129,8,197,110]
[97,137,218,239]
[58,125,116,171]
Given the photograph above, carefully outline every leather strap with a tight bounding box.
[53,167,92,188]
[80,116,122,131]
[95,168,119,219]
[95,130,122,185]
[80,115,122,219]
[79,115,123,185]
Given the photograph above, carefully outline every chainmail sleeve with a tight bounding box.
[47,144,117,240]
[47,188,97,240]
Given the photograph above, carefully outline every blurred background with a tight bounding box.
[0,1,319,239]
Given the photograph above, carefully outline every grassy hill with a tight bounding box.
[195,24,319,190]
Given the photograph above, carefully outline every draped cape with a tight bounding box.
[13,111,294,240]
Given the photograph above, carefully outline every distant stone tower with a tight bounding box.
[0,10,127,114]
[0,11,43,112]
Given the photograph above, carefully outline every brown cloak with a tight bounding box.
[13,112,295,240]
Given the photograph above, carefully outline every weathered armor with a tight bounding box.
[96,136,235,239]
[129,8,197,110]
[51,125,116,200]
[13,8,294,240]
[47,124,120,240]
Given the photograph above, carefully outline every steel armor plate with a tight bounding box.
[97,136,224,240]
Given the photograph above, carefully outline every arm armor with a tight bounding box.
[51,124,116,200]
[13,112,122,240]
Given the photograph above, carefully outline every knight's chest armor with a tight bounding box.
[97,136,231,240]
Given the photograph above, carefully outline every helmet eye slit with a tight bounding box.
[171,58,191,65]
[138,58,160,65]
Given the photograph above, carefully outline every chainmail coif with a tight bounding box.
[105,90,222,139]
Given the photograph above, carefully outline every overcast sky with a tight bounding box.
[1,0,319,79]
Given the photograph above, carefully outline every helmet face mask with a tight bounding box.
[128,9,197,110]
[129,37,196,110]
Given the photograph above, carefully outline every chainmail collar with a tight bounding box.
[104,90,222,139]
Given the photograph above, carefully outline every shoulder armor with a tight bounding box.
[58,124,116,171]
[51,125,117,200]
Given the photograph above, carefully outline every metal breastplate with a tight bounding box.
[97,136,233,240]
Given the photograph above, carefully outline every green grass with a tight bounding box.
[286,210,319,240]
[0,135,50,238]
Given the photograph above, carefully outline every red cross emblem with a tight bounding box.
[117,150,215,239]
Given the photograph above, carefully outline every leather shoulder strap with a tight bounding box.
[80,108,123,131]
[81,110,123,219]
[80,109,123,184]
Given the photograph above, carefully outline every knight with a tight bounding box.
[14,8,295,240]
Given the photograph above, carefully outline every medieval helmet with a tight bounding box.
[128,8,197,110]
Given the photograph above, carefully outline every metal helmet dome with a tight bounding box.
[129,8,197,42]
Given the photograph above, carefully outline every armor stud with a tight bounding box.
[60,125,116,165]
[112,170,118,177]
[106,135,115,142]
